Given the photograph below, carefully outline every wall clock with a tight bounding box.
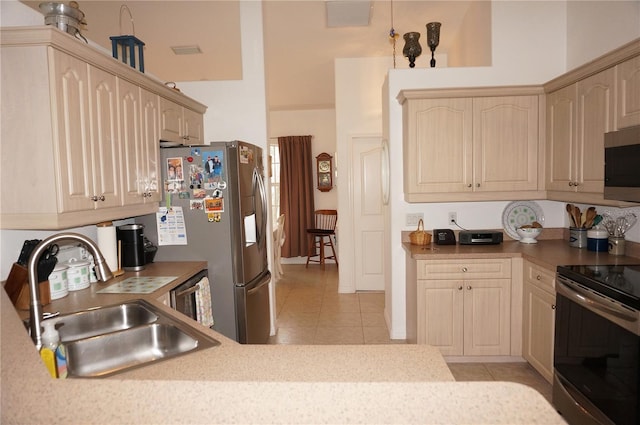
[316,153,333,192]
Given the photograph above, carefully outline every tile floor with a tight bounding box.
[268,263,553,403]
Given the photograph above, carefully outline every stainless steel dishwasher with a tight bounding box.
[170,269,210,326]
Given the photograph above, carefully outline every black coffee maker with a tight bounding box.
[117,224,146,271]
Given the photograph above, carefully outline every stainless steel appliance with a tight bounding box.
[554,264,640,425]
[117,224,146,271]
[137,141,271,344]
[604,124,640,203]
[170,269,209,323]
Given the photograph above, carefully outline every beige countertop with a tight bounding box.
[1,261,566,424]
[404,239,640,269]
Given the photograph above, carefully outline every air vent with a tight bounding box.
[170,45,203,55]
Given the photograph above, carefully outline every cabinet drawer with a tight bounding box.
[417,259,511,280]
[524,262,555,292]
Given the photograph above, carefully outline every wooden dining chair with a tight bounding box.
[306,209,338,267]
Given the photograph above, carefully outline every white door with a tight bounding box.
[352,136,385,291]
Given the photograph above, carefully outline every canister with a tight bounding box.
[64,258,91,291]
[569,227,587,248]
[608,236,626,256]
[587,229,608,252]
[48,263,68,300]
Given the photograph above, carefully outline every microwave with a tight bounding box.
[604,124,640,203]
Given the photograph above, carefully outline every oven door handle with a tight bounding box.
[557,279,637,322]
[174,284,200,298]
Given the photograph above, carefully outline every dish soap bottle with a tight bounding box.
[40,320,67,379]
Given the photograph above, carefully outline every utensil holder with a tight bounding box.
[608,236,625,256]
[569,227,587,248]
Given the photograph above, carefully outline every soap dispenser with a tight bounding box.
[40,320,67,379]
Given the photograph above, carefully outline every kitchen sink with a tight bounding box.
[56,300,159,342]
[41,299,219,378]
[66,323,206,377]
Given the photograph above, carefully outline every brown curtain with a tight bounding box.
[278,135,315,257]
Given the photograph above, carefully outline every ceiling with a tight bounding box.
[23,1,477,111]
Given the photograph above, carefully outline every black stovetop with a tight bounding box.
[557,264,640,310]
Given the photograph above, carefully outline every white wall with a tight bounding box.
[335,56,393,292]
[567,0,640,69]
[269,109,338,210]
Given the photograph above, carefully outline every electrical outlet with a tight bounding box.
[406,213,424,227]
[448,212,457,225]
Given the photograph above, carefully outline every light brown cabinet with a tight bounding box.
[0,27,206,229]
[119,79,161,206]
[616,55,640,128]
[399,87,544,202]
[546,68,615,197]
[411,259,512,356]
[522,261,556,383]
[160,97,204,145]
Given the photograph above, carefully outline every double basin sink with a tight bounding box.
[43,300,219,378]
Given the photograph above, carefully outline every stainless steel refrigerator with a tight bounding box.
[137,141,271,344]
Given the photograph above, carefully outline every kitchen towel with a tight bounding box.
[96,222,118,272]
[195,276,214,328]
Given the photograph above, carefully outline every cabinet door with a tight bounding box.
[617,55,640,128]
[159,97,182,144]
[118,78,143,206]
[576,68,615,194]
[473,96,539,192]
[139,88,160,202]
[546,85,577,192]
[523,281,555,383]
[417,280,464,355]
[404,98,473,194]
[183,107,204,145]
[88,65,121,208]
[463,279,511,356]
[51,49,94,212]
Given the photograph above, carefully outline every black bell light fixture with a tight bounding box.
[402,32,422,68]
[426,22,441,67]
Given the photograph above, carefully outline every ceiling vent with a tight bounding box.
[170,45,203,55]
[326,1,372,27]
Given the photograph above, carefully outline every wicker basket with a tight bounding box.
[409,219,432,246]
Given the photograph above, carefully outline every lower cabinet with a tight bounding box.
[522,261,556,383]
[413,259,512,356]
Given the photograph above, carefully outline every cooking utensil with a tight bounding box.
[566,204,576,227]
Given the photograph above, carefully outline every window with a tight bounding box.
[269,143,280,224]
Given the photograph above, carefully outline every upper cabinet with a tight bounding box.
[546,68,615,196]
[616,55,640,129]
[544,40,640,206]
[0,27,206,229]
[398,87,544,203]
[160,97,205,145]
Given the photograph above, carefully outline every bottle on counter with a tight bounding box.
[40,320,67,379]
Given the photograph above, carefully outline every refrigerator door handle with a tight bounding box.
[253,167,268,247]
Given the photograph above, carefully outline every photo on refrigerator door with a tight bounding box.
[166,157,184,181]
[203,150,224,188]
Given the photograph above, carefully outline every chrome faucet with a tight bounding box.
[27,232,113,349]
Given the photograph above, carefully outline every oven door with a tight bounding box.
[554,277,639,425]
[170,269,209,322]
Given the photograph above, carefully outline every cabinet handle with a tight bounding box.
[91,195,106,202]
[467,184,472,188]
[568,182,574,187]
[467,285,472,290]
[458,285,463,290]
[461,267,468,272]
[476,183,480,187]
[551,305,556,310]
[536,275,541,280]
